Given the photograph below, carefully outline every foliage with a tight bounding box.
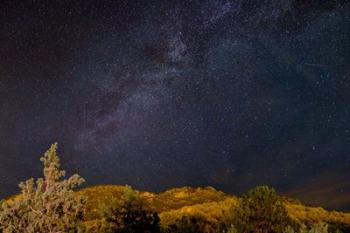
[83,219,115,233]
[305,223,329,233]
[159,197,236,232]
[232,185,291,233]
[78,184,350,232]
[165,215,213,233]
[0,143,86,233]
[225,224,238,233]
[106,186,161,233]
[284,225,297,233]
[284,223,336,233]
[285,202,350,232]
[148,187,229,213]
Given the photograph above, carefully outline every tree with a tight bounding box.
[106,186,161,233]
[232,185,291,233]
[0,143,86,233]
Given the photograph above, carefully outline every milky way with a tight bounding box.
[0,0,350,210]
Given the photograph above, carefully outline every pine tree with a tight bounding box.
[0,143,86,233]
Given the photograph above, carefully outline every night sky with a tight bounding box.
[1,0,350,210]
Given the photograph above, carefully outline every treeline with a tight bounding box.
[0,143,348,233]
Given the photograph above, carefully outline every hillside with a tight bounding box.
[77,185,350,230]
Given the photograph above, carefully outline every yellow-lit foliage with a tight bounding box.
[286,202,350,226]
[77,185,133,221]
[160,197,237,231]
[76,185,350,231]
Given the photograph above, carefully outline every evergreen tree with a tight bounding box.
[0,143,86,233]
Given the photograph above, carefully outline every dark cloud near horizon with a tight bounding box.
[0,0,350,210]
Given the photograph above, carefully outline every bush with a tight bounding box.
[83,219,116,233]
[285,223,333,233]
[106,186,161,233]
[0,143,86,233]
[306,223,329,233]
[225,224,238,233]
[232,185,291,233]
[165,215,214,233]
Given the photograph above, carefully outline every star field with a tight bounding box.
[0,0,350,210]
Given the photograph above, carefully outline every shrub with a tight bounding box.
[306,223,328,233]
[0,143,86,233]
[284,225,296,233]
[225,224,238,233]
[106,186,161,233]
[165,214,214,233]
[285,223,332,233]
[83,219,116,233]
[232,185,291,233]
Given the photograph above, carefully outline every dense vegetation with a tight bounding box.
[1,144,350,233]
[232,186,292,233]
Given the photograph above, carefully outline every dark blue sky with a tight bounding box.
[1,0,350,210]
